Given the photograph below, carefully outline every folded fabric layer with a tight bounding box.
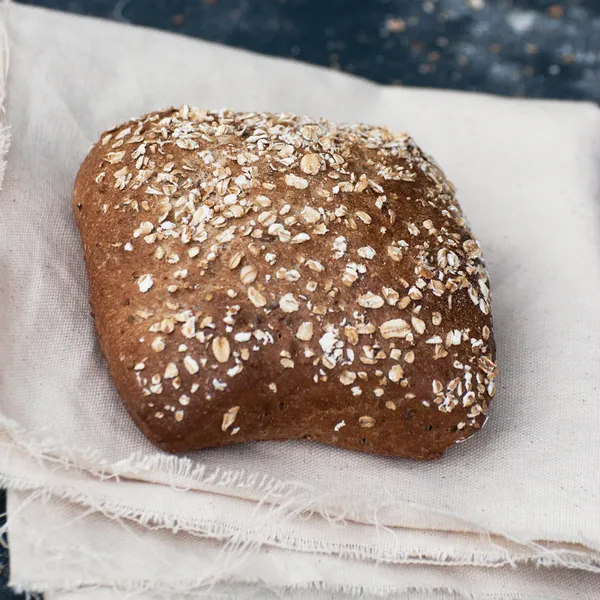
[1,3,600,598]
[9,487,600,600]
[4,441,598,577]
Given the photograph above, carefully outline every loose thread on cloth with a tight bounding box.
[0,0,12,588]
[0,0,10,188]
[5,412,600,597]
[2,414,600,571]
[0,416,543,546]
[5,490,484,599]
[2,450,600,580]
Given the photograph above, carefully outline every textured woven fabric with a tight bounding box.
[1,3,600,597]
[9,489,600,600]
[5,450,600,598]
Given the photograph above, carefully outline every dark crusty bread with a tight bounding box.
[73,106,497,460]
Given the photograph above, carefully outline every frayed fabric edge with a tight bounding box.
[1,414,478,529]
[1,414,600,561]
[0,0,11,190]
[2,473,600,578]
[6,578,490,600]
[0,493,554,600]
[9,580,541,600]
[0,124,11,187]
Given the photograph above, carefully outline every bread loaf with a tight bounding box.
[73,106,497,460]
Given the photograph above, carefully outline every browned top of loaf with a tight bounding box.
[74,106,497,460]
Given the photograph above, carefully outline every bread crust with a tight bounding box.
[73,106,497,460]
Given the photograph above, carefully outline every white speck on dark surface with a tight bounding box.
[17,0,600,101]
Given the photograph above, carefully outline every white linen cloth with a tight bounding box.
[1,3,600,598]
[9,488,600,600]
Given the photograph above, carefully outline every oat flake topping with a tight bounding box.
[90,106,497,441]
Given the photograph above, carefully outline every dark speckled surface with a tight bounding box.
[15,0,600,101]
[2,1,599,598]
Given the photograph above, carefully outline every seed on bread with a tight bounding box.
[74,105,497,459]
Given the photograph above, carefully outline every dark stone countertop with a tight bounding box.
[15,0,600,101]
[2,1,599,598]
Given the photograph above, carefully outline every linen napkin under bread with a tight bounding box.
[1,3,600,599]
